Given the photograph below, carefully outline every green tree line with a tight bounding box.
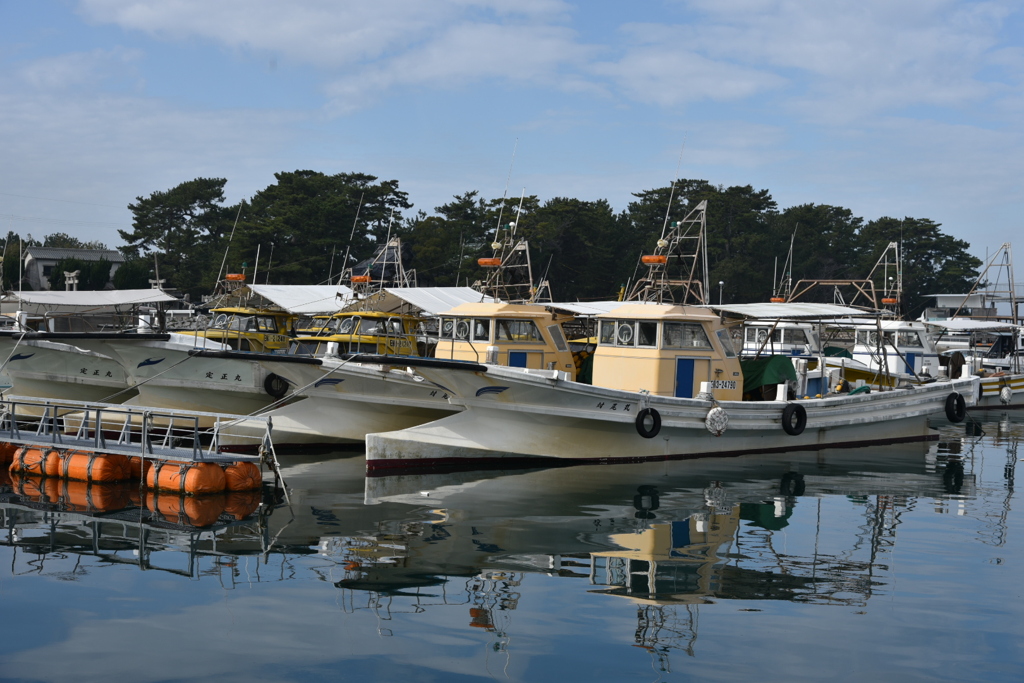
[6,171,982,317]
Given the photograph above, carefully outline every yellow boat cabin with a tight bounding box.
[593,304,744,401]
[291,311,425,357]
[435,302,580,380]
[200,307,296,353]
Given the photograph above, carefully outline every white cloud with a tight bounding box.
[77,0,575,67]
[17,47,143,91]
[323,22,592,111]
[591,40,786,107]
[668,0,1017,121]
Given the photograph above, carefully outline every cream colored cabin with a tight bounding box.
[592,304,744,401]
[435,302,579,380]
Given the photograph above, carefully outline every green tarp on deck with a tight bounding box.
[740,355,798,392]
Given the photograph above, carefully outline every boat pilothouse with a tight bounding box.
[847,321,939,378]
[595,305,742,400]
[292,310,425,357]
[436,302,588,380]
[739,322,819,359]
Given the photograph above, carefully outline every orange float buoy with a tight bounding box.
[881,297,899,305]
[61,480,133,513]
[13,474,59,503]
[641,254,668,265]
[60,451,133,482]
[9,447,62,477]
[350,274,372,283]
[145,491,226,527]
[127,456,152,481]
[146,460,227,495]
[224,490,261,520]
[477,257,502,267]
[0,442,19,464]
[225,273,246,281]
[770,297,786,303]
[223,461,262,491]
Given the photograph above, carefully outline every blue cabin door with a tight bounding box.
[509,351,528,368]
[904,352,917,374]
[675,358,695,398]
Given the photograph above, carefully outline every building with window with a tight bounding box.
[21,247,125,291]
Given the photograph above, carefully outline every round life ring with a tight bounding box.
[264,373,289,399]
[781,403,807,436]
[705,406,729,436]
[617,324,634,345]
[1000,386,1013,405]
[635,407,661,439]
[944,392,966,422]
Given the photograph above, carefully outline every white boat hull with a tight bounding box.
[220,357,460,447]
[365,363,978,469]
[103,340,284,415]
[0,338,136,403]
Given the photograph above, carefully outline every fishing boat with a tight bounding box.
[204,294,615,447]
[364,301,978,469]
[926,318,1024,408]
[0,289,182,404]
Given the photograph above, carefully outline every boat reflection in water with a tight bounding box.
[1,414,1020,677]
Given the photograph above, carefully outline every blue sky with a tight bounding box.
[1,0,1022,264]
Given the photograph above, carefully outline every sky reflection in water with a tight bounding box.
[1,412,1022,682]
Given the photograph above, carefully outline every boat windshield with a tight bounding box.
[495,319,543,343]
[663,322,712,349]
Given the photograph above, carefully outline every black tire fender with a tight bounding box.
[635,407,661,439]
[264,373,289,399]
[781,403,807,436]
[944,392,966,423]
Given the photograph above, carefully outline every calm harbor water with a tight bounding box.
[2,412,1023,682]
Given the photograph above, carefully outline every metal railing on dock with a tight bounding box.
[0,395,271,462]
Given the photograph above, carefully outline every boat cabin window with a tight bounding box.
[745,326,808,346]
[496,319,543,343]
[599,320,657,347]
[857,330,895,347]
[716,329,737,358]
[547,324,569,352]
[663,322,712,350]
[897,330,923,348]
[746,326,771,344]
[444,318,491,342]
[387,317,405,335]
[290,340,321,356]
[337,317,359,334]
[364,319,390,335]
[783,328,808,345]
[257,316,279,333]
[223,315,256,332]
